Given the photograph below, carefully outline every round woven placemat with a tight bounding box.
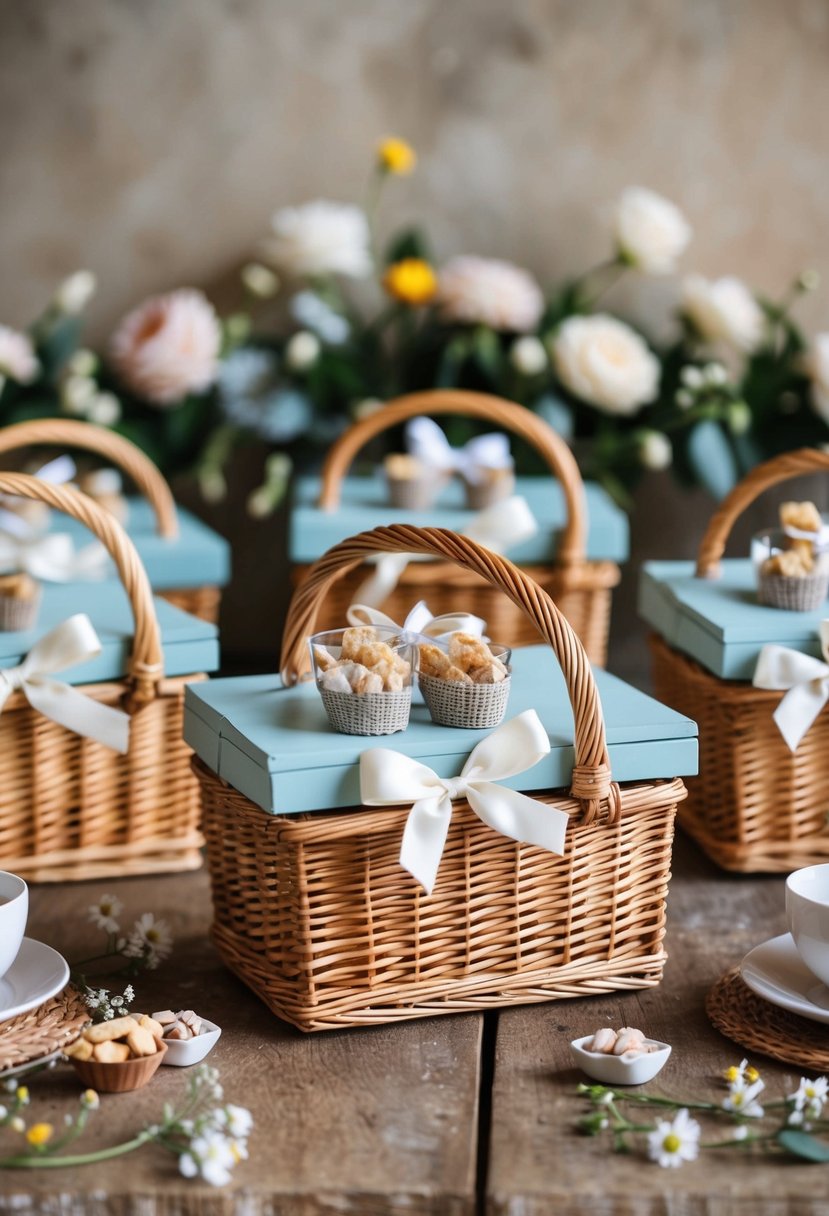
[707,966,829,1071]
[0,987,88,1073]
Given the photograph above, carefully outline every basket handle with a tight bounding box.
[0,472,164,707]
[696,448,829,578]
[0,419,179,539]
[281,524,616,821]
[318,389,587,567]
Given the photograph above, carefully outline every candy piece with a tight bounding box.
[180,1011,202,1035]
[449,632,493,672]
[0,573,38,601]
[763,549,814,578]
[126,1025,159,1057]
[587,1028,617,1054]
[781,500,822,534]
[312,644,338,673]
[64,1037,93,1061]
[385,453,424,479]
[320,666,353,694]
[151,1009,177,1025]
[613,1027,646,1055]
[92,1040,130,1063]
[341,627,378,661]
[468,661,508,685]
[85,1015,141,1043]
[164,1022,191,1041]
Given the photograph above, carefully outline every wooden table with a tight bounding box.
[2,840,819,1215]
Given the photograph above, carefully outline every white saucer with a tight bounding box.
[0,939,70,1024]
[741,933,829,1025]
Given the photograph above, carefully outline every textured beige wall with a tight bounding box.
[2,0,829,344]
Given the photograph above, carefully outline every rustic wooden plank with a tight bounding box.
[2,870,481,1216]
[486,840,823,1216]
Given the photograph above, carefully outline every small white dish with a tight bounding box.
[570,1035,672,1086]
[0,938,69,1024]
[741,932,829,1026]
[161,1017,221,1067]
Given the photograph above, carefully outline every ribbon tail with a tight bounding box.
[773,680,829,752]
[351,553,411,608]
[466,782,569,857]
[23,678,130,753]
[346,604,400,630]
[399,793,452,896]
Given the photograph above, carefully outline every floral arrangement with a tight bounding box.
[0,1065,251,1186]
[577,1058,829,1166]
[72,893,173,1021]
[1,139,828,510]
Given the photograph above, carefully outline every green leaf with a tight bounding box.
[383,227,431,266]
[471,326,503,381]
[686,420,738,500]
[34,316,82,380]
[777,1128,829,1162]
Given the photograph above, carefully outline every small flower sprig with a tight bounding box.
[0,1066,251,1187]
[576,1059,829,1167]
[72,894,174,1023]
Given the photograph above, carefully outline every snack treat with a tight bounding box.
[154,1007,206,1042]
[584,1026,660,1059]
[419,632,511,729]
[384,452,446,511]
[65,1012,165,1063]
[462,464,515,510]
[757,498,829,611]
[309,626,415,736]
[0,572,41,631]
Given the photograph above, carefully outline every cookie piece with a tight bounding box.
[781,500,822,534]
[341,627,378,662]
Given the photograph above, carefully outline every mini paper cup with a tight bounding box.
[0,583,41,632]
[309,627,415,736]
[462,469,515,511]
[386,469,448,511]
[420,644,512,729]
[758,569,829,612]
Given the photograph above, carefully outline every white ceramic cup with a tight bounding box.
[0,871,28,980]
[787,864,829,987]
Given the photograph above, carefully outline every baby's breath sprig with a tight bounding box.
[0,1066,251,1187]
[576,1060,829,1167]
[71,894,174,1023]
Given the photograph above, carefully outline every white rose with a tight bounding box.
[0,325,39,383]
[284,330,321,372]
[681,275,764,352]
[87,392,121,427]
[806,333,829,425]
[639,430,672,470]
[54,270,97,315]
[266,200,371,279]
[438,256,544,332]
[614,188,691,275]
[510,335,547,376]
[551,314,660,415]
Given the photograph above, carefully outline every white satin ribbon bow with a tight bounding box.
[346,599,487,642]
[405,416,513,484]
[360,709,567,894]
[753,620,829,751]
[0,613,130,753]
[0,532,107,582]
[352,494,538,608]
[0,456,77,539]
[784,523,829,554]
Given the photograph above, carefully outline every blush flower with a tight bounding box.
[0,325,39,384]
[551,314,660,415]
[265,200,372,280]
[109,289,221,406]
[438,256,544,332]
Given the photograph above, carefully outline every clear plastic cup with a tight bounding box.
[308,627,416,736]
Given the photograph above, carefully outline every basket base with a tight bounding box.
[211,920,668,1032]
[5,836,204,884]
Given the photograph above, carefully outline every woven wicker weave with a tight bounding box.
[707,967,829,1071]
[197,524,685,1031]
[0,472,205,883]
[0,986,88,1073]
[320,687,412,735]
[419,671,511,728]
[0,419,221,624]
[291,390,619,665]
[651,448,829,873]
[758,568,829,612]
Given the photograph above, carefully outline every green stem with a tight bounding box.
[0,1131,154,1170]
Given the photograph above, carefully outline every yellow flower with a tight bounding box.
[26,1122,53,1147]
[81,1089,100,1110]
[377,137,416,175]
[724,1065,741,1083]
[16,1086,29,1105]
[745,1065,760,1083]
[383,258,437,306]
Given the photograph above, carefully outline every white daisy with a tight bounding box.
[646,1109,701,1168]
[88,894,123,934]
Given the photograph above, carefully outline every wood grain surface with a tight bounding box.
[3,841,823,1215]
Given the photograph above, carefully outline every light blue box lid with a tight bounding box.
[639,559,828,680]
[290,474,629,565]
[0,581,219,685]
[184,644,697,816]
[42,498,230,591]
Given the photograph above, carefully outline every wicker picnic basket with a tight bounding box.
[651,448,829,872]
[0,472,205,883]
[197,524,685,1031]
[0,419,221,623]
[292,390,620,664]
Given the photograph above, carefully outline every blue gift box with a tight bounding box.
[0,580,219,684]
[184,644,697,816]
[639,559,828,680]
[290,474,629,566]
[43,498,229,593]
